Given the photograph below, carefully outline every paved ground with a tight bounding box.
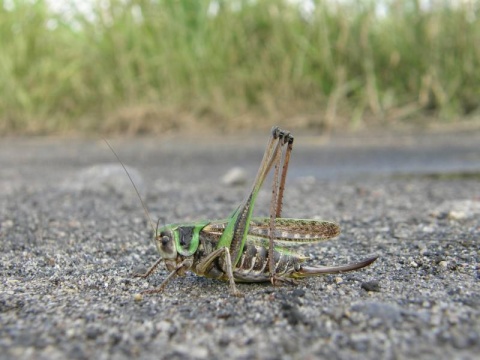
[1,130,479,360]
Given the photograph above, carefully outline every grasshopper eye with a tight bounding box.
[161,235,169,246]
[155,230,177,259]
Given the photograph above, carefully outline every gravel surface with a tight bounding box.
[1,132,479,360]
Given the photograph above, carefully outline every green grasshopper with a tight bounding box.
[115,127,377,296]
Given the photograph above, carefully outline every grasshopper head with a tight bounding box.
[155,226,178,271]
[155,223,204,272]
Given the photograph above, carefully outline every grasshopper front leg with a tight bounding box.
[133,257,163,278]
[141,259,192,294]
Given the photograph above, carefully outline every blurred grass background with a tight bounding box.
[1,0,479,135]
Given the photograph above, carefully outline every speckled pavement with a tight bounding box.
[1,132,479,360]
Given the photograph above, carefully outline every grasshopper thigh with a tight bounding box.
[195,247,242,296]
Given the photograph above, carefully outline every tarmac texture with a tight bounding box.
[1,131,479,360]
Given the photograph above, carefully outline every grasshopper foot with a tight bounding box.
[133,271,150,279]
[140,283,168,295]
[141,289,161,295]
[270,275,298,287]
[228,282,244,297]
[231,289,244,297]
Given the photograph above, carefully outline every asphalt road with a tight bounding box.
[1,130,479,359]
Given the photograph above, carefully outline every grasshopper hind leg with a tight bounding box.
[268,129,294,286]
[195,247,243,297]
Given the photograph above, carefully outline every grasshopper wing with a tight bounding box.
[247,218,340,247]
[203,218,339,247]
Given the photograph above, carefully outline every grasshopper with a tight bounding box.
[116,127,377,296]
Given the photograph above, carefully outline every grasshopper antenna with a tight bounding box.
[103,139,156,235]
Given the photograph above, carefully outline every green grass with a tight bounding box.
[1,0,479,135]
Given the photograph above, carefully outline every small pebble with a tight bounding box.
[361,281,381,292]
[292,289,306,297]
[221,167,248,186]
[448,211,466,220]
